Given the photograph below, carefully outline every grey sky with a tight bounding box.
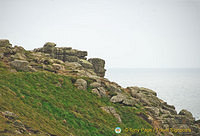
[0,0,200,68]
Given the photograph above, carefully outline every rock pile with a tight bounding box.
[34,42,106,77]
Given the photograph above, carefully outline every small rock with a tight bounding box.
[2,111,18,120]
[90,82,101,88]
[52,63,65,71]
[91,88,101,97]
[97,87,107,97]
[63,119,66,123]
[74,79,87,90]
[110,93,126,103]
[122,98,138,106]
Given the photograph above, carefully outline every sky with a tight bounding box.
[0,0,200,68]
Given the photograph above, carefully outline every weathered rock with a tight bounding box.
[88,58,106,77]
[179,109,195,121]
[91,88,101,97]
[126,86,140,97]
[65,62,82,70]
[44,42,56,48]
[139,87,157,96]
[122,98,138,106]
[74,79,87,90]
[65,56,80,62]
[162,104,177,115]
[11,53,26,60]
[110,93,126,103]
[101,106,122,123]
[145,107,160,117]
[53,59,64,64]
[1,111,18,120]
[10,60,30,71]
[52,63,65,71]
[0,53,4,59]
[13,46,25,53]
[79,59,93,69]
[90,82,101,88]
[106,83,122,93]
[175,115,194,125]
[97,87,107,97]
[0,39,12,47]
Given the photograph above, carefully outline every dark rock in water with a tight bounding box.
[88,58,106,77]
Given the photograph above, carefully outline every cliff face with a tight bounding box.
[0,39,200,136]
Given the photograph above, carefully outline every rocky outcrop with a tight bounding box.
[88,58,106,77]
[33,42,106,77]
[0,39,12,47]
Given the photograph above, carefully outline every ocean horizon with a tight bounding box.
[105,68,200,120]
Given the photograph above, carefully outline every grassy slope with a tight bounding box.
[0,61,155,136]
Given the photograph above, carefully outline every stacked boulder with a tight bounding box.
[34,42,106,77]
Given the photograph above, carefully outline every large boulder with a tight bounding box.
[122,97,139,106]
[0,39,12,47]
[88,58,106,77]
[10,60,30,71]
[179,109,195,122]
[43,42,56,48]
[74,79,87,90]
[79,59,93,69]
[65,56,80,62]
[110,93,126,103]
[139,87,157,96]
[90,82,101,88]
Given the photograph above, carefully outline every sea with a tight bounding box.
[105,68,200,120]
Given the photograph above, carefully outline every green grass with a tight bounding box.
[0,61,155,136]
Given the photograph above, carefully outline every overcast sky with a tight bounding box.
[0,0,200,68]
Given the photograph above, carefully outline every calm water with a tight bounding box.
[106,68,200,120]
